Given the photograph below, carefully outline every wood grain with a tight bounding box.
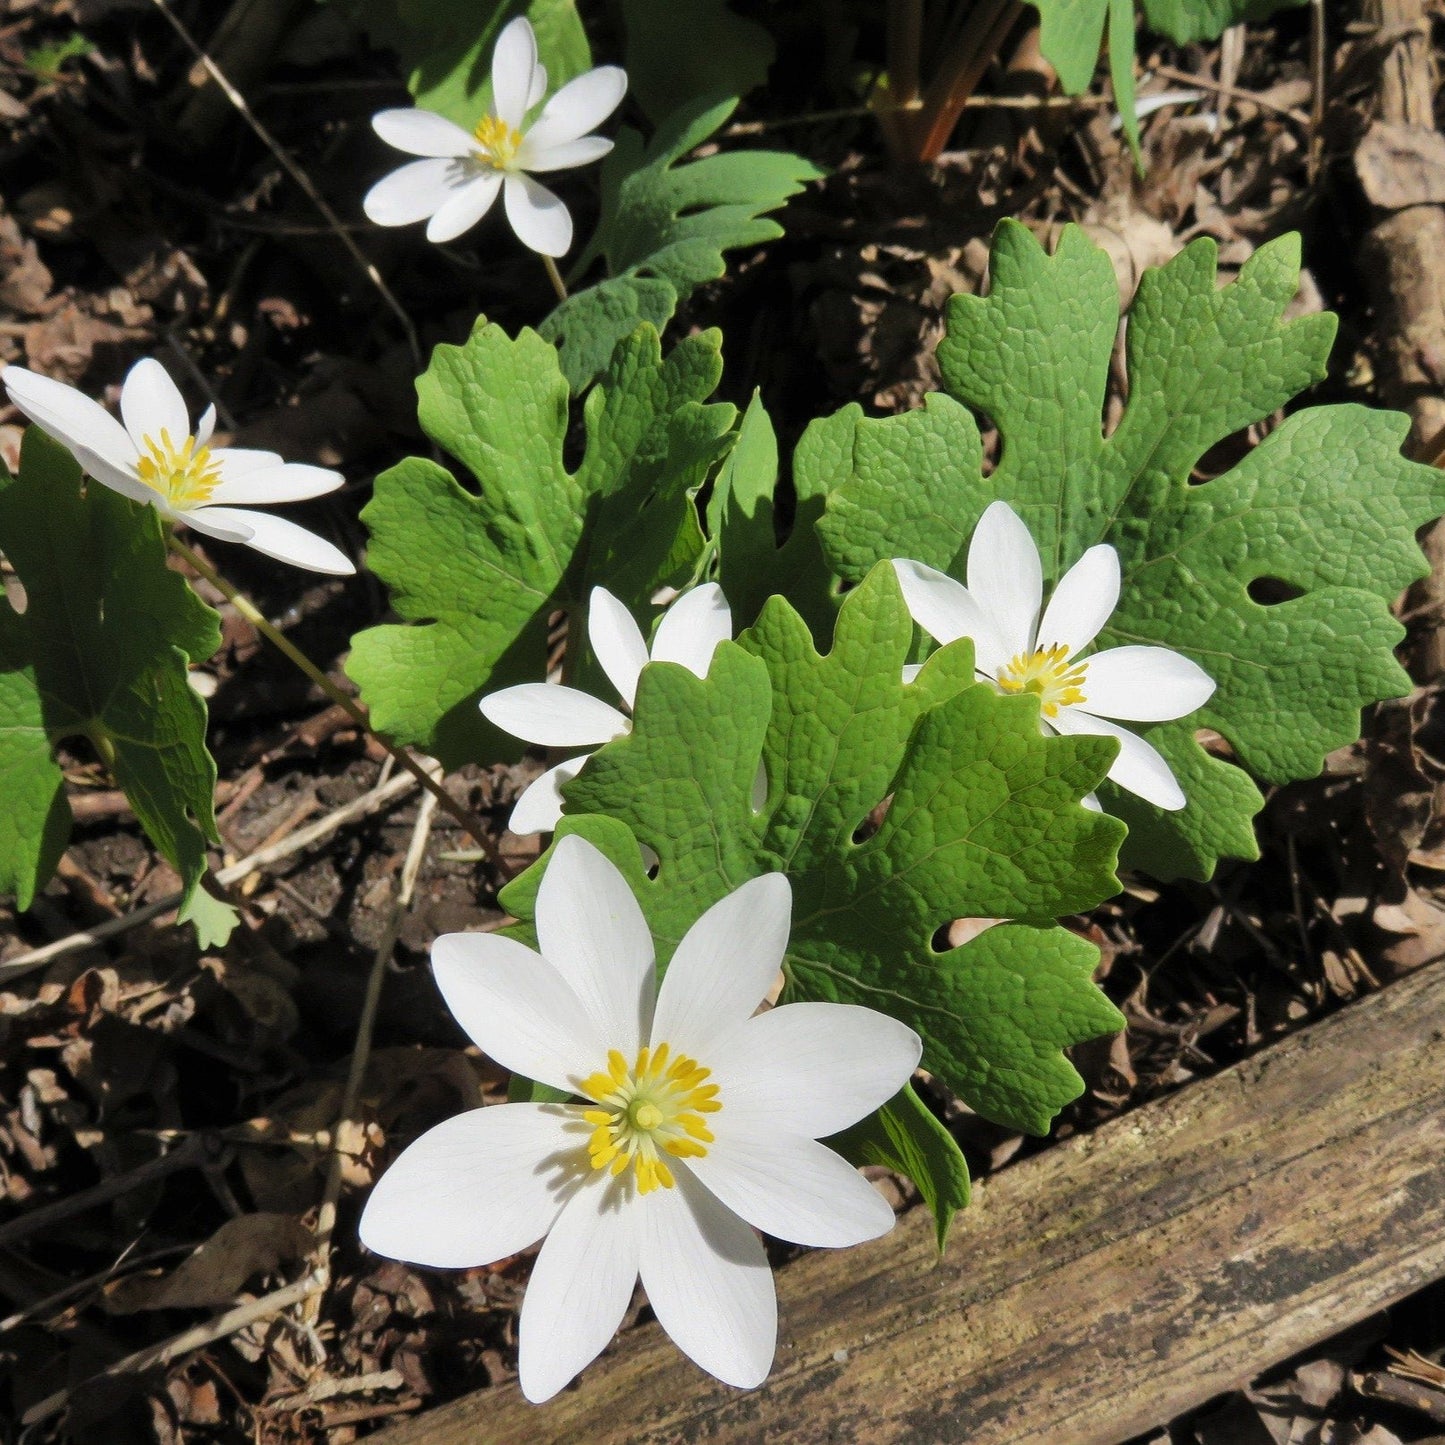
[377,960,1445,1445]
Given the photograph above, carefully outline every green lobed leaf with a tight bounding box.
[0,431,233,937]
[503,565,1126,1136]
[829,1084,970,1251]
[347,321,736,767]
[540,96,823,392]
[620,0,774,123]
[708,392,838,636]
[331,0,590,127]
[817,221,1445,879]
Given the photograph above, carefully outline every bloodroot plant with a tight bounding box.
[1,10,1440,1410]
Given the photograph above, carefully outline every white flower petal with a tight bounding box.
[503,172,572,256]
[179,505,256,544]
[519,134,614,173]
[1035,543,1120,659]
[901,662,923,684]
[359,1103,572,1267]
[209,456,343,506]
[709,1002,921,1139]
[506,756,589,835]
[524,65,628,150]
[196,404,217,447]
[432,930,606,1092]
[519,1181,640,1403]
[491,16,538,130]
[650,583,731,678]
[363,158,461,227]
[891,558,1008,676]
[650,874,791,1060]
[120,358,190,453]
[1078,645,1217,722]
[192,506,354,575]
[525,60,548,112]
[691,1132,896,1248]
[371,107,475,158]
[588,587,649,709]
[76,449,158,507]
[536,835,656,1058]
[967,501,1043,660]
[4,366,138,474]
[480,683,630,748]
[425,171,503,244]
[639,1169,775,1389]
[1050,707,1187,811]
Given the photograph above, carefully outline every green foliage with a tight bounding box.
[707,393,837,636]
[619,0,774,123]
[540,96,823,391]
[829,1084,970,1250]
[347,321,736,767]
[24,32,93,78]
[500,566,1126,1238]
[817,220,1445,879]
[0,432,233,941]
[332,0,590,126]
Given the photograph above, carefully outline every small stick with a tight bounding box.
[0,768,419,980]
[308,769,442,1327]
[21,1271,327,1426]
[1149,63,1312,125]
[146,0,421,372]
[542,254,569,303]
[0,1132,228,1250]
[167,535,495,857]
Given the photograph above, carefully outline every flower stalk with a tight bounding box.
[167,535,494,852]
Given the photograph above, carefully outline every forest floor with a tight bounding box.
[3,0,1445,1441]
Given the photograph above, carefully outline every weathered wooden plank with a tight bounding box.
[378,960,1445,1445]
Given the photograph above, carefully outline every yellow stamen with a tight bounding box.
[995,643,1089,718]
[135,428,222,510]
[473,113,523,169]
[578,1041,722,1192]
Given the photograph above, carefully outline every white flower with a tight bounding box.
[3,359,352,575]
[892,501,1216,810]
[480,584,732,835]
[362,17,626,255]
[360,835,921,1402]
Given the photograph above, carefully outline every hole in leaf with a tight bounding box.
[930,922,952,952]
[1247,576,1304,606]
[851,794,892,844]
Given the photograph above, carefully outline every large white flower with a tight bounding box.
[3,359,352,575]
[360,835,921,1402]
[480,584,732,835]
[363,17,626,255]
[892,501,1216,810]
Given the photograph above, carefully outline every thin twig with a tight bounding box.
[0,1132,229,1250]
[146,0,421,372]
[723,92,1108,137]
[1149,63,1313,125]
[0,768,419,980]
[168,536,495,856]
[308,769,441,1329]
[21,1271,327,1426]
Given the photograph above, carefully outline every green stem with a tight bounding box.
[542,254,569,304]
[167,535,496,855]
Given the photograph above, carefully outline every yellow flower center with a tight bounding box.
[995,643,1089,718]
[135,429,222,510]
[579,1043,721,1195]
[473,114,523,169]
